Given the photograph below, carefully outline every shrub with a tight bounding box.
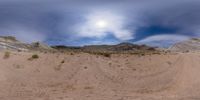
[28,54,39,60]
[3,51,10,59]
[140,53,145,56]
[94,52,111,58]
[102,53,111,57]
[61,60,65,64]
[184,50,189,53]
[85,51,111,58]
[152,52,161,55]
[32,54,39,59]
[70,52,74,55]
[84,86,93,90]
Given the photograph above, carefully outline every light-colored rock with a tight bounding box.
[0,36,29,51]
[0,36,53,52]
[169,38,200,52]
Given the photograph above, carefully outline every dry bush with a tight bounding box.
[70,52,74,55]
[84,86,93,90]
[28,54,39,61]
[3,51,10,59]
[96,52,111,57]
[32,54,39,59]
[54,60,65,71]
[87,51,111,58]
[102,53,111,57]
[61,60,65,64]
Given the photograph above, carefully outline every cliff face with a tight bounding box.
[0,36,29,51]
[169,38,200,52]
[0,36,53,51]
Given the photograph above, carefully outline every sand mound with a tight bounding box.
[0,52,199,100]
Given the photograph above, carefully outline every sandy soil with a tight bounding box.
[0,51,200,100]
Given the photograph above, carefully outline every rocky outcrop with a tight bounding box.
[30,42,53,51]
[0,36,53,51]
[169,38,200,52]
[0,36,29,51]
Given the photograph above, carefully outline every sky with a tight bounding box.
[0,0,200,47]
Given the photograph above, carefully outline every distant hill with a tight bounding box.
[83,42,156,52]
[52,42,157,53]
[0,36,158,53]
[169,38,200,52]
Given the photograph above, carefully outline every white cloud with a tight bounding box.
[135,34,190,47]
[75,11,134,40]
[136,34,189,43]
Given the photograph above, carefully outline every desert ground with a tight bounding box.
[0,51,200,100]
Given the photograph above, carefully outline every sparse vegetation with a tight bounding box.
[70,52,74,55]
[54,65,62,71]
[86,51,111,58]
[13,64,23,69]
[4,36,17,41]
[54,60,65,71]
[61,60,65,64]
[84,86,93,90]
[3,51,10,59]
[140,53,145,56]
[84,66,88,69]
[184,50,190,53]
[65,84,76,91]
[32,54,39,59]
[101,52,111,57]
[151,51,160,55]
[28,54,39,60]
[95,52,111,57]
[52,42,159,57]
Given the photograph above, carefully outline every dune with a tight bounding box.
[0,51,199,100]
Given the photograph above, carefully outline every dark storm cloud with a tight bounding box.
[128,0,200,46]
[139,0,200,35]
[0,0,199,47]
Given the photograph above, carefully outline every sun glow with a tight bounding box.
[95,20,108,28]
[77,11,133,40]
